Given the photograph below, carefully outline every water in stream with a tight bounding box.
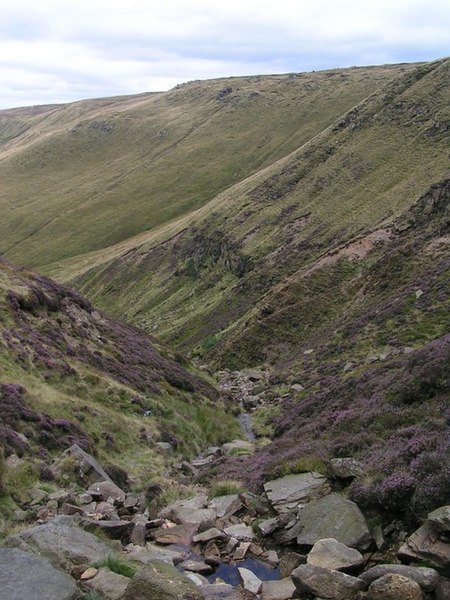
[207,557,280,585]
[237,411,255,442]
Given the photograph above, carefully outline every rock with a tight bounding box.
[154,523,198,545]
[224,523,255,541]
[80,567,98,580]
[59,444,113,484]
[29,488,48,506]
[160,494,216,526]
[180,560,214,575]
[123,496,139,510]
[126,542,186,565]
[88,480,126,502]
[225,537,239,554]
[436,578,450,600]
[265,550,280,565]
[185,572,209,586]
[398,522,450,568]
[61,503,85,516]
[307,538,364,571]
[428,506,450,532]
[204,541,221,565]
[0,547,77,600]
[191,458,214,468]
[261,578,296,600]
[78,493,94,504]
[238,567,262,594]
[85,519,134,543]
[84,567,130,600]
[327,458,365,480]
[221,440,255,456]
[4,516,111,567]
[367,573,423,600]
[233,541,252,560]
[210,494,242,518]
[156,441,174,453]
[290,384,304,392]
[200,583,246,600]
[249,542,264,556]
[373,524,387,551]
[131,521,147,547]
[123,562,203,600]
[295,493,372,550]
[263,473,330,512]
[292,564,367,600]
[258,514,292,535]
[243,395,260,410]
[279,552,304,577]
[193,527,225,543]
[360,564,440,592]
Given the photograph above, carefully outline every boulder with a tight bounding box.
[200,583,246,600]
[59,444,113,484]
[436,578,450,600]
[5,516,111,567]
[327,458,365,480]
[203,541,221,565]
[279,552,305,578]
[307,538,364,571]
[123,562,203,600]
[295,493,372,551]
[85,519,134,544]
[160,494,216,526]
[193,527,225,544]
[428,506,450,532]
[261,578,296,600]
[292,564,366,600]
[126,543,186,565]
[398,522,450,569]
[258,514,292,536]
[238,567,262,594]
[360,564,440,592]
[154,523,198,546]
[0,547,77,600]
[180,560,213,575]
[84,567,129,600]
[210,494,242,518]
[223,523,255,541]
[88,480,126,502]
[367,573,423,600]
[233,541,251,560]
[263,473,330,512]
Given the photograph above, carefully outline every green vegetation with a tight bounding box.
[94,555,136,578]
[209,480,244,498]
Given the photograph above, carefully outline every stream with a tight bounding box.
[237,411,255,442]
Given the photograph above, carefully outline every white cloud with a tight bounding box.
[0,0,449,108]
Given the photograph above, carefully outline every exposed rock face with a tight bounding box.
[123,563,203,600]
[263,473,330,512]
[399,522,450,568]
[307,538,364,571]
[4,516,111,567]
[0,548,77,600]
[367,573,423,600]
[292,563,367,599]
[295,493,372,550]
[327,458,365,480]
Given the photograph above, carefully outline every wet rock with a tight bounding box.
[0,547,77,600]
[367,573,423,600]
[263,472,330,512]
[261,578,296,600]
[295,493,372,551]
[123,562,203,600]
[238,567,262,594]
[428,506,450,532]
[398,522,450,569]
[84,567,129,600]
[279,552,305,577]
[292,563,366,599]
[224,523,255,541]
[307,538,364,571]
[5,516,110,567]
[360,564,440,592]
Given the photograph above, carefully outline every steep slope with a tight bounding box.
[0,259,238,491]
[64,59,449,363]
[0,64,412,267]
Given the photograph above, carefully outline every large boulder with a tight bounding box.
[428,506,450,532]
[209,494,242,518]
[159,494,216,525]
[263,473,330,512]
[57,444,113,484]
[367,573,423,600]
[307,538,364,571]
[0,547,77,600]
[88,480,126,502]
[261,578,296,600]
[292,563,366,599]
[5,516,111,568]
[360,564,440,592]
[295,493,372,550]
[123,562,203,600]
[83,567,129,600]
[154,523,198,546]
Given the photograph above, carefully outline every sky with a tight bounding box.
[1,0,449,109]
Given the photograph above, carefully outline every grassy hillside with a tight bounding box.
[60,59,449,365]
[0,259,239,496]
[0,64,412,268]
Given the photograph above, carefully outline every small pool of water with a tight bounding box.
[207,557,280,586]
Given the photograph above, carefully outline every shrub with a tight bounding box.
[0,447,5,493]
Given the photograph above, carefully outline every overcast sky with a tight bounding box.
[1,0,449,109]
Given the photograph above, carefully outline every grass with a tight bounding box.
[209,480,244,498]
[94,555,136,578]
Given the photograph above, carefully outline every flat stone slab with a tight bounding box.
[307,538,364,571]
[224,524,255,541]
[292,564,367,600]
[238,567,262,595]
[84,567,129,600]
[160,495,216,526]
[5,516,111,567]
[296,493,372,551]
[0,547,77,600]
[261,578,296,600]
[154,523,198,546]
[126,543,186,565]
[399,522,450,569]
[180,559,213,574]
[263,473,329,512]
[193,527,225,543]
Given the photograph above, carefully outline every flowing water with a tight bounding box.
[207,557,280,585]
